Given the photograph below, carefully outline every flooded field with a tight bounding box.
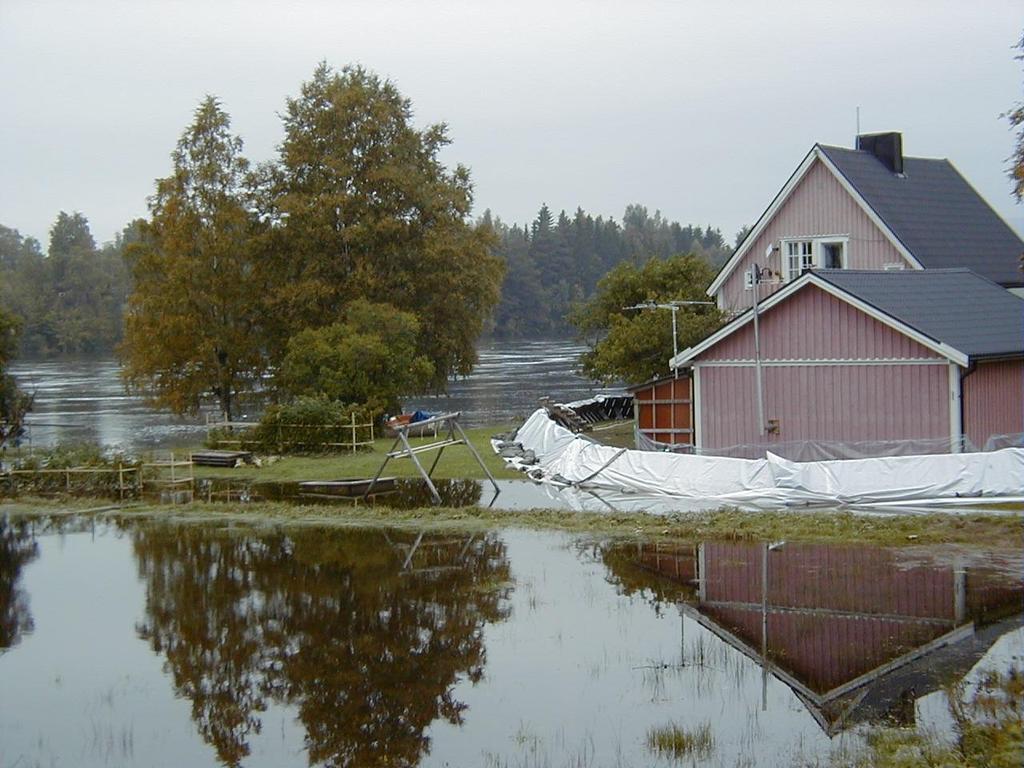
[7,340,615,454]
[1,513,1021,767]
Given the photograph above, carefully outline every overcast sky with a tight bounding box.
[1,0,1021,248]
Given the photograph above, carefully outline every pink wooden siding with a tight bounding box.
[695,285,950,449]
[699,364,950,449]
[963,359,1024,448]
[718,158,908,312]
[702,286,943,362]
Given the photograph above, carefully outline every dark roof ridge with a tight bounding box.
[816,142,953,164]
[818,145,1024,286]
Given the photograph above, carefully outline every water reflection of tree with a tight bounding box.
[131,524,511,767]
[0,517,39,651]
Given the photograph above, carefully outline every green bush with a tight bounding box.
[233,397,381,454]
[275,299,434,416]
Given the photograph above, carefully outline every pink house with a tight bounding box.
[669,269,1024,456]
[665,134,1024,457]
[707,132,1024,311]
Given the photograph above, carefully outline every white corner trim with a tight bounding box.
[671,272,971,369]
[949,363,963,452]
[706,148,819,297]
[815,151,924,271]
[692,365,702,450]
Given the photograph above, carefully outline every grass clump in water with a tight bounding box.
[646,721,714,760]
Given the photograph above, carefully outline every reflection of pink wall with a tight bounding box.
[717,158,907,311]
[696,541,1024,696]
[702,543,956,618]
[706,605,947,695]
[695,285,949,449]
[963,360,1024,449]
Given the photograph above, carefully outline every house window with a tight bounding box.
[782,236,848,281]
[822,242,843,269]
[785,241,814,281]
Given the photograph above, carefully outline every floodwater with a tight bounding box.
[7,339,616,454]
[1,513,1021,768]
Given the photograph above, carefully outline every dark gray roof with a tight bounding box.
[818,145,1024,287]
[815,269,1024,360]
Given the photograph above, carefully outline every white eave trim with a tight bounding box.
[706,145,925,298]
[672,272,970,369]
[706,148,818,298]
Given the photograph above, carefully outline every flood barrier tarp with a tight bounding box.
[507,409,1024,507]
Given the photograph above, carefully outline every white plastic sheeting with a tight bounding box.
[506,409,1024,509]
[635,429,980,461]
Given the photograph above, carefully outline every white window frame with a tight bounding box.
[781,235,849,282]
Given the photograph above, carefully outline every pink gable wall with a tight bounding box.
[963,360,1024,449]
[716,158,909,312]
[701,285,943,362]
[695,285,951,450]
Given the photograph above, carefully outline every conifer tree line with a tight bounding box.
[0,202,732,357]
[0,62,738,421]
[486,204,731,337]
[0,215,135,355]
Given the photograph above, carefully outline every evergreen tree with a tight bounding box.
[489,204,731,338]
[121,97,266,420]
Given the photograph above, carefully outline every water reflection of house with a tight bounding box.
[613,541,1023,735]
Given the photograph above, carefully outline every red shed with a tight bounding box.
[628,374,693,447]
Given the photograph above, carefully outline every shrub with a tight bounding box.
[275,299,434,416]
[244,397,381,454]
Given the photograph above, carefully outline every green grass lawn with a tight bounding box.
[191,423,524,483]
[7,496,1020,549]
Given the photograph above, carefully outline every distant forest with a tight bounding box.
[489,204,733,336]
[0,214,136,356]
[0,205,736,357]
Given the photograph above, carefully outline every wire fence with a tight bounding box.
[205,413,375,453]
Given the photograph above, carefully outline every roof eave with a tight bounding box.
[675,272,973,369]
[705,147,820,298]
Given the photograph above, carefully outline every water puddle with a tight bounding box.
[1,512,1020,767]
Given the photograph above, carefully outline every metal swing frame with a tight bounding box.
[362,412,499,505]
